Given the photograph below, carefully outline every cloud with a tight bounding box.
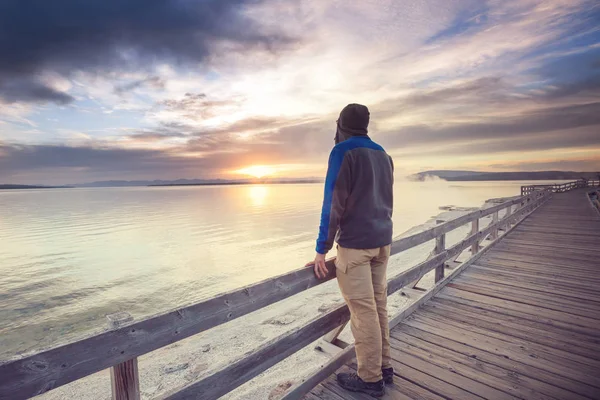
[114,76,166,95]
[489,158,600,172]
[379,102,600,149]
[0,80,75,105]
[0,0,294,104]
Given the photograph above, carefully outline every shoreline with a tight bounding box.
[32,199,496,400]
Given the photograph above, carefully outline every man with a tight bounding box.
[311,103,394,397]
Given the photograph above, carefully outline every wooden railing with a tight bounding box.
[521,179,600,196]
[0,188,556,400]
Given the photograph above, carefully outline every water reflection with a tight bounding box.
[247,185,269,208]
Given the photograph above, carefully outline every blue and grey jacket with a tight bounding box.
[316,135,394,254]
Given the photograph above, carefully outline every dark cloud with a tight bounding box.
[114,76,166,94]
[540,75,600,100]
[0,80,75,105]
[127,132,187,143]
[0,0,294,104]
[378,101,600,149]
[376,77,507,115]
[489,159,600,172]
[424,127,600,157]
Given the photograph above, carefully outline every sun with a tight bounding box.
[235,165,276,178]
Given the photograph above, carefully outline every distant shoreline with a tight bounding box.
[148,180,322,187]
[0,185,72,190]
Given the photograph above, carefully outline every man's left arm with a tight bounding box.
[311,148,351,278]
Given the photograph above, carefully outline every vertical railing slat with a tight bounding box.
[434,233,446,283]
[491,211,499,240]
[470,218,479,254]
[107,313,140,400]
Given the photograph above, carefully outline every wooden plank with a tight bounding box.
[446,281,600,320]
[481,252,600,271]
[393,324,595,399]
[493,245,600,264]
[403,315,600,388]
[389,335,556,400]
[416,309,600,369]
[477,257,600,278]
[470,263,600,290]
[425,299,600,355]
[451,275,600,311]
[458,271,600,304]
[437,288,600,335]
[513,225,600,237]
[505,234,600,246]
[502,238,600,252]
[496,241,600,258]
[463,267,600,300]
[381,375,446,400]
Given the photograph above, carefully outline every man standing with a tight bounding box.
[311,104,394,397]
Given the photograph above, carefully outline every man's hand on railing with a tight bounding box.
[307,253,329,279]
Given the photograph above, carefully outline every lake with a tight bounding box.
[0,180,554,359]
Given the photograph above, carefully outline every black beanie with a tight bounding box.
[335,103,370,144]
[338,103,370,134]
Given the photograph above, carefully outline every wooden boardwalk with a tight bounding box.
[307,189,600,400]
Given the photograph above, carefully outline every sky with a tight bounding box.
[0,0,599,184]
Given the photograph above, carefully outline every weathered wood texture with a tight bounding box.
[0,189,550,400]
[110,359,140,400]
[306,188,600,400]
[107,312,140,400]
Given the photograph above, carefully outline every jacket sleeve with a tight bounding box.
[316,147,351,254]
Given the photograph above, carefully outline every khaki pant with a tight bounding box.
[335,245,392,382]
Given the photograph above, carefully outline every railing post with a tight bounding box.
[491,211,499,240]
[504,204,513,230]
[107,312,140,400]
[434,233,446,283]
[470,218,479,254]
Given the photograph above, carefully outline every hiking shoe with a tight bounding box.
[337,372,385,397]
[382,367,394,384]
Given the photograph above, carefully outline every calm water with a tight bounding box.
[0,180,555,358]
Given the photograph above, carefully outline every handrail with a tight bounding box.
[521,179,599,196]
[0,187,557,399]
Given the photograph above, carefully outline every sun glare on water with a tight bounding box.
[235,165,276,178]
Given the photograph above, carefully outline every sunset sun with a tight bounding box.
[235,165,276,178]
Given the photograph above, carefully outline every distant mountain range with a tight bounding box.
[410,170,600,181]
